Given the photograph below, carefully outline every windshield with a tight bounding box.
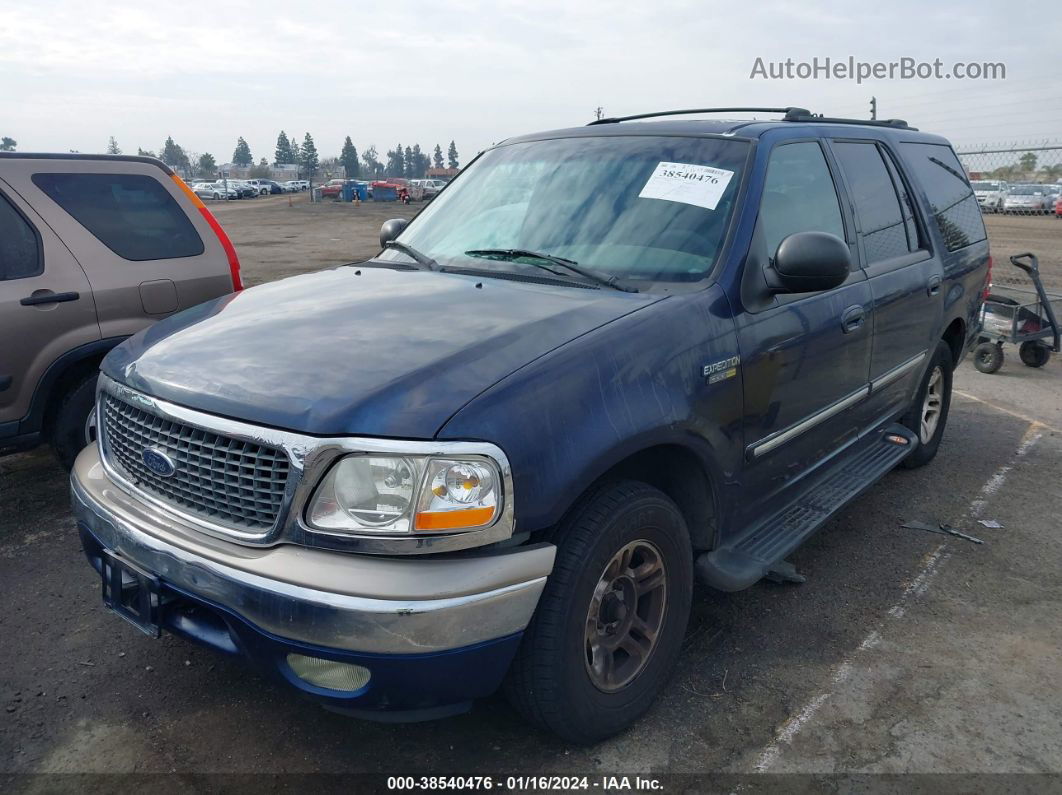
[1010,186,1042,195]
[376,135,750,286]
[971,181,1000,191]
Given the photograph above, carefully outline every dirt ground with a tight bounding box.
[210,194,419,287]
[2,195,1061,788]
[981,213,1062,291]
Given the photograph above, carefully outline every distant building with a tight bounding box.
[427,167,459,181]
[218,163,252,179]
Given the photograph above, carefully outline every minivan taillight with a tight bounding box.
[982,254,993,302]
[171,175,243,292]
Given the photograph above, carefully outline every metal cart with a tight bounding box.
[973,253,1061,374]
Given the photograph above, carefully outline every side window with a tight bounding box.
[900,143,987,252]
[31,173,204,262]
[880,148,922,252]
[832,142,912,265]
[760,142,845,257]
[0,191,42,281]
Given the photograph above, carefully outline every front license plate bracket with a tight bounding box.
[100,549,163,638]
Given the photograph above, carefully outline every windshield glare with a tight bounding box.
[378,135,750,285]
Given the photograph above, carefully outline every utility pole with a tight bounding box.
[594,106,604,121]
[869,96,877,120]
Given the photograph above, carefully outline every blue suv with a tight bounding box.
[72,107,989,743]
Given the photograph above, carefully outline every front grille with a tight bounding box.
[101,394,290,533]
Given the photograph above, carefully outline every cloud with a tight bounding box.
[0,0,1056,158]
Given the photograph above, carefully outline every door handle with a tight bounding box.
[20,291,80,307]
[927,275,942,296]
[841,305,866,334]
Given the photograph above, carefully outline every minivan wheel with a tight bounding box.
[504,480,692,744]
[900,340,953,469]
[51,373,99,471]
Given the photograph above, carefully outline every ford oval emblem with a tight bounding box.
[142,448,176,478]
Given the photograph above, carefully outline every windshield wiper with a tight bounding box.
[384,240,439,271]
[464,248,637,293]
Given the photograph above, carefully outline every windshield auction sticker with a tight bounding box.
[638,162,735,210]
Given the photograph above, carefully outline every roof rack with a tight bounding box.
[784,111,915,130]
[587,107,811,125]
[587,107,915,130]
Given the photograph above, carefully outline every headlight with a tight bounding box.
[307,454,502,536]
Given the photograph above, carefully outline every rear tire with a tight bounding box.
[50,373,99,471]
[1019,341,1051,368]
[504,480,693,744]
[973,341,1004,374]
[900,341,953,469]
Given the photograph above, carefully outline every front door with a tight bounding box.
[734,140,873,518]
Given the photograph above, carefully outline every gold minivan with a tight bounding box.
[0,153,241,468]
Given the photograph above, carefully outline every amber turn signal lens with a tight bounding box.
[414,506,496,531]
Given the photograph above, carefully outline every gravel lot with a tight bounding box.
[1,196,1060,786]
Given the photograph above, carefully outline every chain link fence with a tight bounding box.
[956,143,1061,291]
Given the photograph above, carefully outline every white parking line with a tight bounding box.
[751,422,1044,773]
[954,390,1060,433]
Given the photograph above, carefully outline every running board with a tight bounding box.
[696,423,918,592]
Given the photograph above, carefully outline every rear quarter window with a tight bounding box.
[31,172,204,261]
[900,143,986,252]
[0,191,41,280]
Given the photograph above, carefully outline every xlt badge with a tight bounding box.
[703,356,740,384]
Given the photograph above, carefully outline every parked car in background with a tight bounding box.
[1003,184,1051,214]
[319,179,347,198]
[1056,195,1062,218]
[1042,184,1061,214]
[192,182,237,201]
[228,180,258,199]
[244,179,272,196]
[72,109,988,743]
[0,152,241,468]
[970,179,1007,213]
[286,180,309,191]
[411,178,445,198]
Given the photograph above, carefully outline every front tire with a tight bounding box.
[505,480,692,744]
[50,373,99,471]
[900,341,953,468]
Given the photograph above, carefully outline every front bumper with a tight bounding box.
[72,445,554,716]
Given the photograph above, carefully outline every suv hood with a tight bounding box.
[103,265,662,438]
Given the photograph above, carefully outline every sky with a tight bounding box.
[2,0,1060,164]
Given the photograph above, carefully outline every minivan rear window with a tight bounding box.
[32,173,204,261]
[900,144,986,252]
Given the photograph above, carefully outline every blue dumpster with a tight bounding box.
[373,185,398,201]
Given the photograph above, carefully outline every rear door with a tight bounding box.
[0,159,233,340]
[829,139,943,422]
[0,180,99,427]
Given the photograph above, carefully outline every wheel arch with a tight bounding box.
[21,336,128,438]
[539,440,722,553]
[941,316,966,369]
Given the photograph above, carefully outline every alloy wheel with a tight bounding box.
[584,539,667,692]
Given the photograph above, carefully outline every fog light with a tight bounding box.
[286,653,371,692]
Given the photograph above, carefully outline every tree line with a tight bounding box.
[94,133,460,181]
